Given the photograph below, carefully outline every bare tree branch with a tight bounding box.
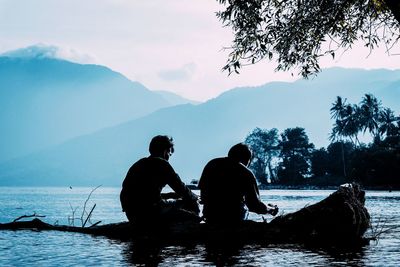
[13,213,45,223]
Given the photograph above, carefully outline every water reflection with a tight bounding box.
[203,240,244,266]
[120,239,370,267]
[121,238,245,266]
[304,243,367,266]
[122,240,162,266]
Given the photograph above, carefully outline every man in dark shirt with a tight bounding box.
[198,143,278,224]
[120,135,199,226]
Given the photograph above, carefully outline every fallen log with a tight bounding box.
[0,184,370,246]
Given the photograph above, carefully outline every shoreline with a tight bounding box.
[260,184,399,191]
[0,185,398,192]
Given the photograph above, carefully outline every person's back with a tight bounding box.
[120,135,199,226]
[199,143,278,224]
[199,157,254,223]
[121,156,177,218]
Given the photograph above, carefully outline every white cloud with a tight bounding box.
[158,63,197,82]
[1,44,59,59]
[55,46,97,64]
[1,44,96,64]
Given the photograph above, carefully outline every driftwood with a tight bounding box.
[0,184,370,246]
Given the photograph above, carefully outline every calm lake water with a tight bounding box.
[0,187,399,266]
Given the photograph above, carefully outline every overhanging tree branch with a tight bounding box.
[383,0,400,24]
[217,0,400,77]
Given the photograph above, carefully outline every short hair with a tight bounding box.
[228,143,252,163]
[149,135,174,155]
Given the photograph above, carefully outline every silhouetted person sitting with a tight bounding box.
[120,135,200,228]
[198,143,278,225]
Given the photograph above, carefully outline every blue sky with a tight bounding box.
[1,0,400,101]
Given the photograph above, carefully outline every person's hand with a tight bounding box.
[182,197,200,215]
[188,199,200,215]
[267,204,279,216]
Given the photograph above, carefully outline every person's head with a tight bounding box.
[228,143,252,166]
[149,135,174,160]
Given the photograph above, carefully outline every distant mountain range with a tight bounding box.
[0,47,196,162]
[0,56,399,186]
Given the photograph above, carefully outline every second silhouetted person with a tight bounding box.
[198,143,278,224]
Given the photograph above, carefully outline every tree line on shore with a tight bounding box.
[245,94,400,189]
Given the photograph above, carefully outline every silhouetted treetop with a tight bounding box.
[217,0,400,77]
[245,127,280,185]
[330,94,399,144]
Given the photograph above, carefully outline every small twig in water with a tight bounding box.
[82,204,96,228]
[368,216,397,242]
[80,185,102,227]
[68,202,79,226]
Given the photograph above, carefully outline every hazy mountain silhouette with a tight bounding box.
[0,47,195,162]
[155,90,200,106]
[0,67,399,186]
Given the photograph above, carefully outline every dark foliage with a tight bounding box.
[310,148,330,177]
[246,94,399,189]
[245,128,280,186]
[351,143,400,188]
[277,127,314,185]
[326,141,355,178]
[217,0,400,77]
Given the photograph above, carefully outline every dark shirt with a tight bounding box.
[120,156,195,218]
[198,157,267,223]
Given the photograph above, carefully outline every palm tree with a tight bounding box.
[378,108,398,138]
[330,96,347,120]
[330,97,362,178]
[360,94,382,142]
[341,104,362,145]
[330,101,361,146]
